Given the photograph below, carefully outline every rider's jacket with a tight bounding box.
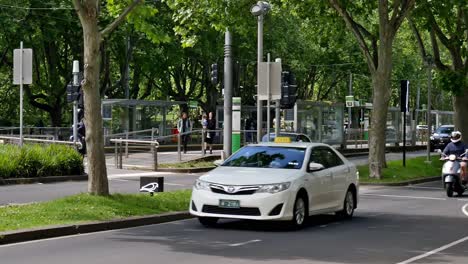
[443,141,467,157]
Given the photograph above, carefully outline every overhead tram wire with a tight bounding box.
[0,4,74,10]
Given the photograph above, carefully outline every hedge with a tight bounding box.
[0,144,84,179]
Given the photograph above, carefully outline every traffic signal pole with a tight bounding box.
[275,58,281,137]
[223,30,233,157]
[72,60,79,145]
[256,13,264,143]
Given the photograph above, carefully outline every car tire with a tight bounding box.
[289,194,308,229]
[198,217,218,227]
[336,189,355,219]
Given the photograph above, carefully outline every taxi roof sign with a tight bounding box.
[274,136,292,143]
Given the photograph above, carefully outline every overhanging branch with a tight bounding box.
[100,0,142,39]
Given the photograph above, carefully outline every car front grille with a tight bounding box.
[209,183,259,195]
[210,188,256,195]
[202,205,261,216]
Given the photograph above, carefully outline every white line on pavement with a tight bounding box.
[165,183,187,186]
[405,186,442,190]
[396,235,468,264]
[462,204,468,217]
[361,194,446,201]
[108,172,174,178]
[228,239,262,247]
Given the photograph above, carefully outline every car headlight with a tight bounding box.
[194,179,210,190]
[256,182,291,194]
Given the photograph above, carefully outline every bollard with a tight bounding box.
[125,131,129,158]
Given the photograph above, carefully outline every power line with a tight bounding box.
[0,4,73,10]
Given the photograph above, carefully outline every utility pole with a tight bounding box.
[275,58,281,137]
[223,30,233,157]
[348,72,353,129]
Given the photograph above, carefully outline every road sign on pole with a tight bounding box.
[13,42,33,146]
[258,61,282,100]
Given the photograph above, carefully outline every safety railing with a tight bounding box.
[0,135,80,147]
[110,138,159,171]
[105,128,159,157]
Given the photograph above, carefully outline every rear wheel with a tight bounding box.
[446,183,454,197]
[198,217,218,227]
[336,189,355,219]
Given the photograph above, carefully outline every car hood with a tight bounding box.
[199,166,300,185]
[433,133,450,138]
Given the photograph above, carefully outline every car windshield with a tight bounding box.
[222,146,306,169]
[436,127,453,134]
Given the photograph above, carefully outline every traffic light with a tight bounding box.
[280,71,297,109]
[66,82,81,103]
[210,63,218,84]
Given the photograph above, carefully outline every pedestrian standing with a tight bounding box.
[205,112,216,154]
[177,112,192,153]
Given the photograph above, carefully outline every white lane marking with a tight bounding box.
[111,179,130,182]
[462,204,468,217]
[108,172,174,178]
[405,186,441,190]
[396,235,468,264]
[361,194,446,201]
[165,183,187,186]
[0,219,193,248]
[228,239,262,247]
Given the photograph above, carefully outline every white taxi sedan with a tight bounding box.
[190,141,359,228]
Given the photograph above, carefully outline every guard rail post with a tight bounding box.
[125,131,129,158]
[114,140,118,168]
[151,127,155,142]
[119,139,123,169]
[177,133,182,161]
[152,142,158,171]
[201,129,206,157]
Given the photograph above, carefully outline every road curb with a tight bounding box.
[0,211,193,245]
[360,176,440,186]
[0,174,88,186]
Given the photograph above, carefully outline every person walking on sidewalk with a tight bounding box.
[205,112,216,154]
[177,112,192,154]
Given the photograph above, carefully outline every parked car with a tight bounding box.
[430,125,454,152]
[261,132,312,143]
[190,140,359,228]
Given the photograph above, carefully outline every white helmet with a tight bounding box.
[451,131,462,143]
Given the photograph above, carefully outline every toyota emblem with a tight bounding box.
[226,186,236,193]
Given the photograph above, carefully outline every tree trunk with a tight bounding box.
[368,44,393,179]
[454,88,468,139]
[81,12,109,195]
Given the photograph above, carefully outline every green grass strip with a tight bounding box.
[358,155,441,183]
[0,190,191,232]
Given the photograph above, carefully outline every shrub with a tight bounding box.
[0,144,84,179]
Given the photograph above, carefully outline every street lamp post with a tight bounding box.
[251,1,271,143]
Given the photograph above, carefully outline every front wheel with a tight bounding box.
[290,195,307,229]
[336,189,355,219]
[198,217,218,227]
[446,183,454,197]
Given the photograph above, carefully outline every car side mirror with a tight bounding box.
[308,162,325,172]
[213,160,223,166]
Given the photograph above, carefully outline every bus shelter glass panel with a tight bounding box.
[296,101,344,145]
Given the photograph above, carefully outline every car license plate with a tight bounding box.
[219,199,240,208]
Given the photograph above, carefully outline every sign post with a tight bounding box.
[232,97,241,153]
[13,42,33,146]
[72,60,80,145]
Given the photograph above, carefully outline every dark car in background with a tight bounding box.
[430,125,454,152]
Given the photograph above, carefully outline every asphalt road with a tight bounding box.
[0,151,432,205]
[2,181,468,264]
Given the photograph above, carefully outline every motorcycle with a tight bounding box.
[440,150,468,197]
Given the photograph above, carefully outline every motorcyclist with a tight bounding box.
[443,131,467,183]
